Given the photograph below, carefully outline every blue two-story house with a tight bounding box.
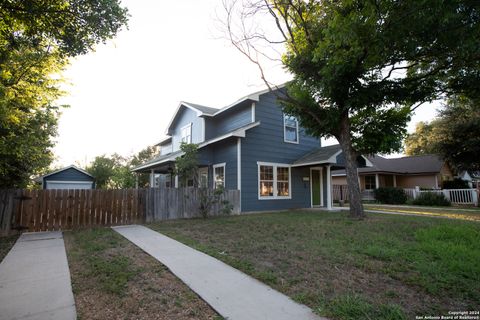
[133,86,367,212]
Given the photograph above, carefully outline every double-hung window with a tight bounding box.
[181,123,192,143]
[365,175,376,190]
[284,114,299,143]
[213,163,225,189]
[258,162,291,199]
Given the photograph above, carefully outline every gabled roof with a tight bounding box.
[292,144,373,168]
[332,154,445,175]
[292,145,343,167]
[134,121,261,172]
[35,165,93,182]
[182,102,218,116]
[164,84,285,135]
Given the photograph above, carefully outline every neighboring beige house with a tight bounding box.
[332,154,454,191]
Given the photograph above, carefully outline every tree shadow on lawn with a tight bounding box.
[149,211,480,320]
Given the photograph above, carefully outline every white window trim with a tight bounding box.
[257,161,292,200]
[283,114,299,144]
[180,122,192,144]
[199,167,209,188]
[213,162,226,189]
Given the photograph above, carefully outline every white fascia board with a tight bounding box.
[291,149,343,168]
[46,180,94,184]
[363,156,374,167]
[41,165,93,179]
[212,83,286,117]
[197,122,260,148]
[154,136,172,146]
[133,152,184,172]
[164,102,205,135]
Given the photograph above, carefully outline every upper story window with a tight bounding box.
[284,114,299,144]
[258,162,291,199]
[181,123,192,143]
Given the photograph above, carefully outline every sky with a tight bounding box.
[53,0,439,167]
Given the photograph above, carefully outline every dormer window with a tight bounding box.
[284,114,299,144]
[181,123,192,143]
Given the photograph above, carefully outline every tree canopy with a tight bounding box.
[405,96,480,171]
[0,0,129,188]
[225,0,480,218]
[86,146,158,189]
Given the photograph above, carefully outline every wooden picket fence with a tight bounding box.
[0,188,240,234]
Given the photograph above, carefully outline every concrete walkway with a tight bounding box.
[0,232,76,320]
[113,225,323,320]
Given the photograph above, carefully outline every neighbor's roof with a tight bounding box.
[332,154,445,175]
[292,144,343,167]
[35,165,93,182]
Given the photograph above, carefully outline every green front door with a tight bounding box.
[312,169,321,206]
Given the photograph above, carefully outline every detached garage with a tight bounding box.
[39,165,95,190]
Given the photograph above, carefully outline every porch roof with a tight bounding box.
[291,144,343,167]
[133,121,260,173]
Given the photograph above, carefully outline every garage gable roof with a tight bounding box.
[38,165,94,181]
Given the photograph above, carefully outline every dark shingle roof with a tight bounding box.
[333,154,445,175]
[183,102,218,116]
[293,144,342,166]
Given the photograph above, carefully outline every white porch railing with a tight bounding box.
[404,188,478,206]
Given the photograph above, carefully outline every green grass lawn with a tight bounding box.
[364,205,480,221]
[149,211,480,320]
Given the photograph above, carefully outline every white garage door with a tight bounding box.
[45,181,93,190]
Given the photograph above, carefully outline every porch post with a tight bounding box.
[326,165,332,210]
[393,175,397,187]
[150,169,154,188]
[375,173,380,189]
[357,168,361,189]
[135,173,139,189]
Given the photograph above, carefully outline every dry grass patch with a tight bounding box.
[64,228,221,320]
[0,233,19,262]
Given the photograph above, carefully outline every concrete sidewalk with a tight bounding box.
[0,232,76,320]
[113,225,323,320]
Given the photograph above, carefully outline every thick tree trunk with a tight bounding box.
[336,113,365,219]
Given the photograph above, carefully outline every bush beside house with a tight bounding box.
[374,187,407,204]
[412,192,451,206]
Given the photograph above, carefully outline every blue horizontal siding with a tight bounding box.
[240,91,321,212]
[170,107,204,151]
[205,102,252,140]
[43,168,94,189]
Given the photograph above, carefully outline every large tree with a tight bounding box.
[404,121,438,156]
[0,0,129,188]
[86,146,159,189]
[130,146,158,188]
[224,0,480,218]
[405,96,480,171]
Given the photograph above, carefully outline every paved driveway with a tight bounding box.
[0,232,76,320]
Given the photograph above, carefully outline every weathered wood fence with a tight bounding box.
[0,188,240,234]
[145,188,240,222]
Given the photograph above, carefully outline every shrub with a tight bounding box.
[374,187,407,204]
[442,178,469,189]
[412,192,451,206]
